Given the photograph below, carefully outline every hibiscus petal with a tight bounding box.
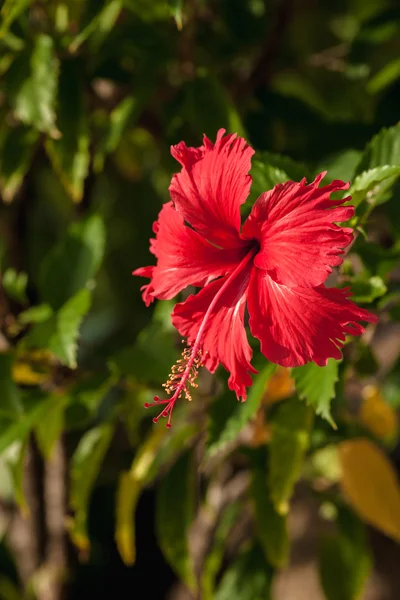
[172,264,257,400]
[133,202,247,305]
[169,129,254,248]
[248,269,378,367]
[242,173,354,287]
[133,266,155,307]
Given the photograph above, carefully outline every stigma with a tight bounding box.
[144,341,204,428]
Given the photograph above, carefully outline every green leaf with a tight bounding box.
[35,395,66,459]
[0,0,33,36]
[115,422,197,566]
[0,394,50,454]
[169,0,184,29]
[356,125,400,173]
[156,451,196,591]
[206,363,276,459]
[39,213,105,310]
[319,508,372,600]
[268,398,313,514]
[0,353,23,418]
[251,450,289,568]
[3,440,28,512]
[18,304,53,325]
[185,74,245,139]
[69,0,122,53]
[215,543,273,600]
[115,431,169,564]
[26,288,92,368]
[292,359,340,425]
[8,35,59,135]
[350,165,400,207]
[45,58,90,202]
[94,97,138,172]
[0,126,38,202]
[367,58,400,94]
[0,576,22,600]
[112,324,178,384]
[272,71,332,120]
[112,300,178,384]
[68,423,114,553]
[258,152,311,182]
[247,161,289,206]
[115,471,143,566]
[201,503,242,600]
[349,275,387,303]
[317,149,362,184]
[2,268,27,303]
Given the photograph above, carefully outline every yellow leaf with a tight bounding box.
[250,410,271,447]
[12,362,48,386]
[115,427,167,566]
[339,438,400,542]
[360,384,398,441]
[263,367,295,405]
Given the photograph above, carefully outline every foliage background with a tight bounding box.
[0,0,400,598]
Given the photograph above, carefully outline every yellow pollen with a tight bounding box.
[162,342,203,402]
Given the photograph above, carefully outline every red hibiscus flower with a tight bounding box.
[134,129,377,427]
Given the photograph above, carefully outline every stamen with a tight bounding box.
[144,247,257,428]
[144,342,204,427]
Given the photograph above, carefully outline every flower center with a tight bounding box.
[144,246,257,427]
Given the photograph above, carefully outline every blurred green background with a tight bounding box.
[0,0,400,599]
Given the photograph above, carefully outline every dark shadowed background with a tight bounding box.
[0,0,400,599]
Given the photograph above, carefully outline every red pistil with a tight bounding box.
[144,247,257,427]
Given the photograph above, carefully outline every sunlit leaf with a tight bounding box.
[35,395,66,459]
[292,359,339,426]
[350,165,400,207]
[12,361,48,386]
[349,275,387,303]
[247,161,289,206]
[115,422,198,566]
[339,438,400,542]
[18,304,53,325]
[2,268,27,304]
[356,125,400,173]
[26,288,92,369]
[360,385,398,442]
[7,35,59,135]
[263,367,295,405]
[367,58,400,94]
[169,0,184,29]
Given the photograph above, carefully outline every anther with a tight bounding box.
[144,343,203,427]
